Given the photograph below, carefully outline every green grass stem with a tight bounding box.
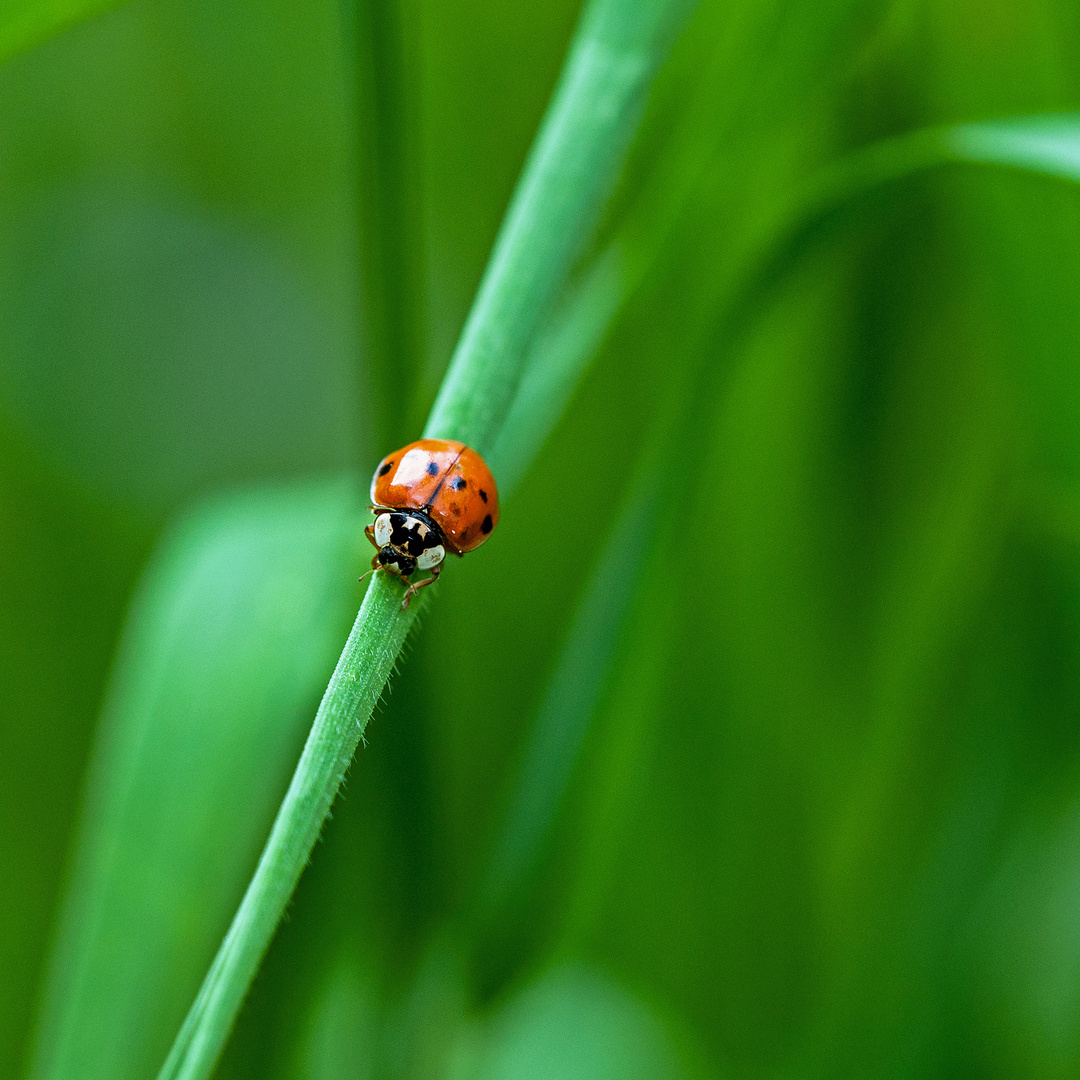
[423,0,695,453]
[156,575,420,1079]
[154,1,694,1077]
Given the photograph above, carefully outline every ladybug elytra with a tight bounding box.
[364,439,500,608]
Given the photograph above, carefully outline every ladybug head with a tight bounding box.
[369,510,447,579]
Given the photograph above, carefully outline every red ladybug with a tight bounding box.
[364,439,500,608]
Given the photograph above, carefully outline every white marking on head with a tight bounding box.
[374,513,393,547]
[392,448,434,488]
[416,545,445,571]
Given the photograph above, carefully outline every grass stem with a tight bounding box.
[154,1,695,1076]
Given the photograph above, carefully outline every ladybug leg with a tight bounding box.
[364,523,377,549]
[358,551,381,585]
[401,563,441,610]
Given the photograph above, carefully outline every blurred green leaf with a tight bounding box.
[475,451,659,948]
[29,478,363,1080]
[711,115,1080,372]
[947,114,1080,182]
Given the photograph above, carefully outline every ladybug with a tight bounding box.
[364,439,500,608]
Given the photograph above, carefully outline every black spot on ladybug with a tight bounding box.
[452,477,467,491]
[378,461,394,476]
[479,489,488,503]
[481,514,493,534]
[426,461,439,476]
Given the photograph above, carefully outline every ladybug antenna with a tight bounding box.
[357,567,377,585]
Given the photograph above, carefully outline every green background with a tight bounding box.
[5,0,1080,1077]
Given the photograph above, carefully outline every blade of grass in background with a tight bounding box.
[423,0,696,453]
[28,480,363,1080]
[474,452,659,943]
[703,116,1080,398]
[754,115,1080,299]
[153,1,697,1077]
[488,242,628,497]
[2,3,361,1070]
[475,106,1080,978]
[292,949,378,1080]
[946,114,1080,182]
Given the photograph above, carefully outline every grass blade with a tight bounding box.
[795,114,1080,249]
[476,453,659,928]
[423,0,695,452]
[156,572,425,1079]
[489,242,628,496]
[802,114,1080,215]
[946,114,1080,182]
[155,1,696,1076]
[711,114,1080,360]
[29,480,362,1080]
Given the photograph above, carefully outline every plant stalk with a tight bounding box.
[156,1,696,1076]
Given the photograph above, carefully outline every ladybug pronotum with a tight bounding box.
[364,439,500,608]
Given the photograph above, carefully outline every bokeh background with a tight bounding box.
[5,0,1080,1077]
